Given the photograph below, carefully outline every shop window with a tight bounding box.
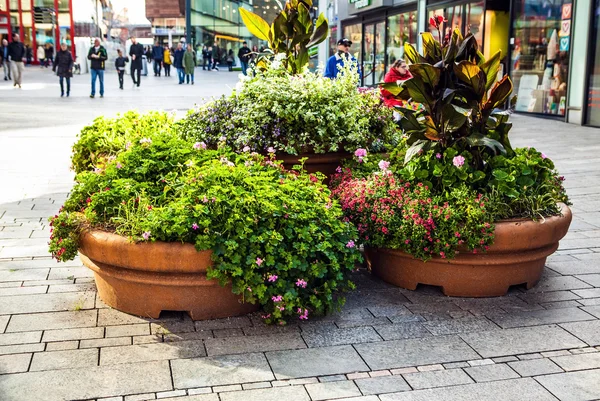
[386,10,417,71]
[587,0,600,125]
[428,2,484,46]
[511,0,570,116]
[343,23,362,63]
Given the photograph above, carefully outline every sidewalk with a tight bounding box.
[0,71,599,400]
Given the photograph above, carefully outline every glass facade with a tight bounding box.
[386,11,418,69]
[587,0,600,125]
[428,1,484,47]
[511,0,570,116]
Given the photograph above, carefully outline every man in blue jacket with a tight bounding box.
[173,42,185,84]
[151,40,163,77]
[324,38,361,80]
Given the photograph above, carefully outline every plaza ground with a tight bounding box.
[0,68,599,401]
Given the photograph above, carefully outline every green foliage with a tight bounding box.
[50,116,362,324]
[176,64,398,155]
[71,111,175,174]
[239,0,328,74]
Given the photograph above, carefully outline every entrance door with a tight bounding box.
[362,21,385,86]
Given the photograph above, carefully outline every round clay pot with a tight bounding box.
[79,230,258,320]
[365,204,573,297]
[278,152,351,182]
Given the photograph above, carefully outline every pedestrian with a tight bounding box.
[53,42,73,97]
[173,42,185,84]
[36,45,45,67]
[115,48,129,90]
[226,49,234,71]
[183,43,196,84]
[206,46,213,71]
[87,37,107,98]
[381,59,412,108]
[324,38,361,79]
[1,39,11,81]
[250,45,258,65]
[44,43,54,68]
[201,45,210,70]
[163,45,171,77]
[25,44,32,65]
[238,41,251,75]
[8,34,26,88]
[211,42,220,71]
[129,36,144,87]
[152,40,163,76]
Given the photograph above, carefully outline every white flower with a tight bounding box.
[185,160,194,167]
[219,136,227,142]
[242,146,251,152]
[139,138,152,145]
[267,147,275,154]
[235,81,245,91]
[275,53,286,61]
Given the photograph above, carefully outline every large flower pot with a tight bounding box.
[365,204,572,297]
[278,152,351,182]
[79,230,258,320]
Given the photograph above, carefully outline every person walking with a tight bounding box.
[201,45,210,70]
[53,42,73,97]
[87,38,107,98]
[115,49,129,90]
[1,39,11,81]
[129,36,144,87]
[324,38,361,79]
[44,43,54,68]
[163,45,171,77]
[25,44,32,65]
[173,42,185,84]
[36,45,45,68]
[226,49,234,71]
[183,43,196,84]
[151,40,163,76]
[8,34,26,88]
[211,42,220,71]
[238,41,251,75]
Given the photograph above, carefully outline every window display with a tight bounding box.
[386,11,417,72]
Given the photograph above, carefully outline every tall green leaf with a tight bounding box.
[483,76,513,110]
[306,13,329,48]
[421,32,442,62]
[239,8,271,41]
[408,64,441,88]
[403,78,435,115]
[454,61,486,97]
[404,140,428,164]
[480,50,502,90]
[465,133,506,155]
[404,43,426,64]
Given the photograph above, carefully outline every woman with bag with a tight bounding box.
[53,43,73,97]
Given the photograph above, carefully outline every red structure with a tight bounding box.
[1,0,75,63]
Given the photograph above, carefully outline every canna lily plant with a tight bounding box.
[381,19,515,169]
[239,0,329,74]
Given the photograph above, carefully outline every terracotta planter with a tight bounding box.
[365,204,572,297]
[278,152,351,181]
[79,230,257,320]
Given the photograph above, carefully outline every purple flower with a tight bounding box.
[346,240,356,248]
[267,146,275,154]
[435,153,442,159]
[378,160,390,171]
[354,148,367,158]
[453,155,465,167]
[193,142,207,150]
[295,279,307,288]
[191,223,199,230]
[256,257,263,266]
[142,231,151,240]
[267,274,278,282]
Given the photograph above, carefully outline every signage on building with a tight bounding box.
[349,0,371,9]
[347,0,392,15]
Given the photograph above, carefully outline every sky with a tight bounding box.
[73,0,150,25]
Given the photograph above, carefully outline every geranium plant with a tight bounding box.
[50,116,362,324]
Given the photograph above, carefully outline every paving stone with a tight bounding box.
[402,368,474,390]
[347,372,370,380]
[171,352,274,388]
[318,374,346,382]
[373,322,431,341]
[0,268,49,282]
[535,369,600,401]
[570,346,598,354]
[578,297,600,306]
[30,348,98,371]
[0,331,42,345]
[42,327,104,342]
[582,305,600,318]
[464,363,519,382]
[0,315,8,333]
[390,367,418,375]
[100,340,206,365]
[378,377,557,401]
[467,359,494,366]
[540,350,571,357]
[518,291,582,304]
[97,308,150,326]
[331,397,379,401]
[205,333,305,356]
[561,320,600,346]
[487,307,595,328]
[305,380,361,400]
[105,323,150,338]
[404,302,463,315]
[80,337,132,348]
[517,353,544,360]
[0,343,45,355]
[212,328,245,338]
[551,352,600,371]
[0,353,31,374]
[422,317,498,335]
[0,360,172,401]
[187,388,213,395]
[212,384,242,392]
[150,320,195,335]
[370,369,392,377]
[156,390,187,399]
[355,375,411,395]
[302,326,381,347]
[492,356,519,363]
[194,316,252,331]
[45,340,79,351]
[152,395,218,401]
[22,279,72,287]
[98,397,124,401]
[575,273,600,287]
[367,305,413,318]
[388,315,426,324]
[527,276,592,293]
[572,288,600,298]
[267,345,368,379]
[124,393,156,401]
[6,310,97,332]
[290,377,319,385]
[134,334,164,345]
[444,361,471,368]
[459,325,586,357]
[242,324,300,337]
[48,267,94,280]
[541,300,583,309]
[0,285,48,296]
[508,359,564,376]
[218,385,310,401]
[354,335,479,370]
[46,283,96,293]
[242,382,272,390]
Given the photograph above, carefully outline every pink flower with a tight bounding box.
[297,308,309,320]
[142,231,151,240]
[247,287,252,292]
[191,223,199,230]
[346,240,356,248]
[378,160,390,171]
[278,306,285,311]
[193,142,207,150]
[267,274,278,282]
[435,153,442,159]
[256,257,263,266]
[116,162,123,169]
[202,196,209,203]
[541,153,548,159]
[354,148,367,158]
[336,166,342,173]
[453,155,465,167]
[296,279,307,288]
[272,295,283,302]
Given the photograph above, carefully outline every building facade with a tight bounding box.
[0,0,75,61]
[145,0,185,46]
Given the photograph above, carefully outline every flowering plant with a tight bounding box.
[49,116,361,324]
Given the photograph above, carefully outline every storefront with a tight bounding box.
[1,0,75,62]
[585,0,600,126]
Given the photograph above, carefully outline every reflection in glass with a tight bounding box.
[386,11,417,73]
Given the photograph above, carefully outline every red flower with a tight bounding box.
[429,17,436,27]
[436,15,446,24]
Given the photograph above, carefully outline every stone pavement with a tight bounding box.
[1,69,600,401]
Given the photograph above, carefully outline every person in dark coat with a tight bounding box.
[129,36,144,87]
[151,40,163,76]
[8,34,26,88]
[0,39,10,81]
[226,49,234,71]
[173,42,185,84]
[115,49,129,90]
[211,42,220,71]
[53,43,73,97]
[87,37,107,98]
[237,41,251,75]
[44,43,54,68]
[201,45,210,70]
